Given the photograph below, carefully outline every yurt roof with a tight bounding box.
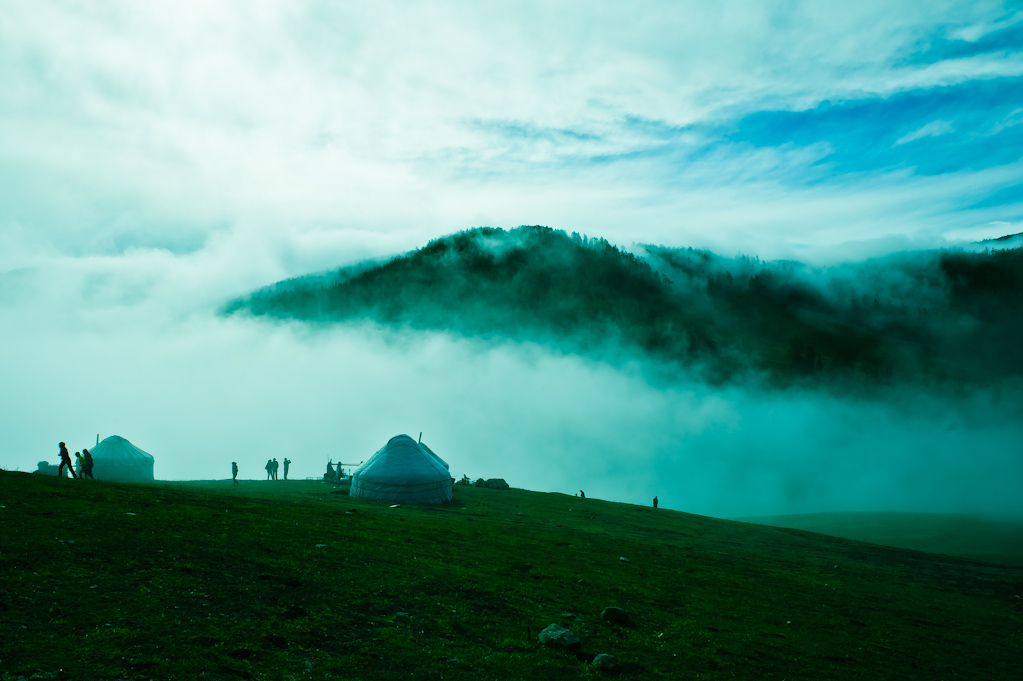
[417,441,449,470]
[356,434,449,484]
[90,435,155,462]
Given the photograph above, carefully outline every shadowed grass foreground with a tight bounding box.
[1,472,1021,679]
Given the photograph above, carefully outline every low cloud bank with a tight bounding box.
[2,255,1020,518]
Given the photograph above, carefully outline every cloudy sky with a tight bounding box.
[2,1,1021,516]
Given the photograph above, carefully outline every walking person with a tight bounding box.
[57,442,77,478]
[232,461,239,486]
[74,452,83,477]
[282,458,291,481]
[81,448,95,479]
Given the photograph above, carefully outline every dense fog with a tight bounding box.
[3,249,1021,519]
[3,2,1022,519]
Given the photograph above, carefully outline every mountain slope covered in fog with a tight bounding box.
[226,226,1023,386]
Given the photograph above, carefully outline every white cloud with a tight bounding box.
[1,1,1019,267]
[894,119,956,145]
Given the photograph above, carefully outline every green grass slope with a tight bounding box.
[734,512,1023,567]
[2,472,1021,680]
[225,226,1023,387]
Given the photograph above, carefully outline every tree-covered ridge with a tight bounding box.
[226,226,1023,385]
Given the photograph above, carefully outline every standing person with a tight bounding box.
[579,490,585,499]
[653,496,658,509]
[57,442,77,478]
[282,458,291,481]
[232,461,239,486]
[74,452,83,477]
[272,458,279,480]
[265,459,273,480]
[81,448,94,480]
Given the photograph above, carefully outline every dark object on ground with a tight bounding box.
[33,461,58,475]
[455,475,472,486]
[580,490,585,498]
[591,653,620,670]
[538,623,580,651]
[601,607,631,626]
[474,478,510,490]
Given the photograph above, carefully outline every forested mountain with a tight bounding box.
[225,226,1023,386]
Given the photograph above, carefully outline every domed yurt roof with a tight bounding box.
[351,434,452,504]
[89,435,155,482]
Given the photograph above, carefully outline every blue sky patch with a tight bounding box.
[722,77,1023,177]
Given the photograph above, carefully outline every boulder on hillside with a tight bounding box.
[538,623,580,651]
[474,478,510,490]
[601,607,631,626]
[591,653,620,670]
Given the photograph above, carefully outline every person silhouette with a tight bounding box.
[232,461,239,486]
[283,458,291,480]
[653,496,658,509]
[57,442,77,478]
[579,490,585,499]
[81,448,94,480]
[272,458,279,480]
[265,459,273,480]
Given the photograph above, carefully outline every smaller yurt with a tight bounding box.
[32,461,59,476]
[89,435,155,482]
[351,434,452,504]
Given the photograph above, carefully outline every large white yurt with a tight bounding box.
[351,434,452,504]
[89,435,155,482]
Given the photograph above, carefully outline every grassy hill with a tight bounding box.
[736,512,1023,567]
[225,226,1023,387]
[2,471,1021,679]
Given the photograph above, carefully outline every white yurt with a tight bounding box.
[89,435,155,482]
[351,434,453,504]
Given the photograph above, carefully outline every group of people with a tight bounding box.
[57,442,94,479]
[325,460,349,484]
[262,457,291,481]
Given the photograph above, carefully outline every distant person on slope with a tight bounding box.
[81,448,94,479]
[232,461,239,486]
[272,458,279,480]
[74,451,83,477]
[579,490,585,499]
[653,496,658,509]
[283,458,291,480]
[265,459,273,480]
[57,442,77,478]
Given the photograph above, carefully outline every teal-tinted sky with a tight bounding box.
[2,2,1021,515]
[2,0,1021,274]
